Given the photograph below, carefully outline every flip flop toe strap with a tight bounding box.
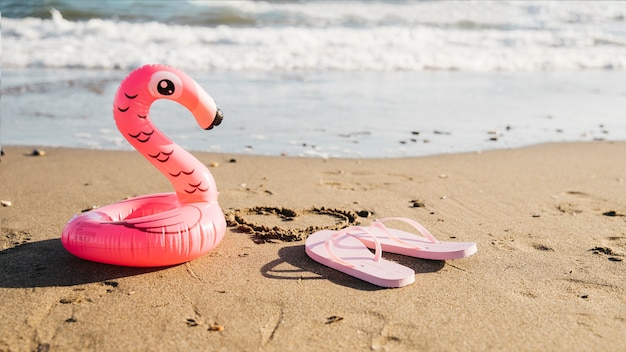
[324,226,383,267]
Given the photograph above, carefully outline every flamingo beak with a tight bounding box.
[208,108,224,130]
[191,81,224,130]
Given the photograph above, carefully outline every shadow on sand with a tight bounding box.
[0,239,168,288]
[260,244,445,291]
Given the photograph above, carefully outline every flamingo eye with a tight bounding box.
[157,79,175,95]
[148,71,183,99]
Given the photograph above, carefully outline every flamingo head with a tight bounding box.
[116,64,223,130]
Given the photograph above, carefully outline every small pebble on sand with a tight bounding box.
[357,210,373,218]
[208,323,224,332]
[411,200,426,208]
[1,200,12,207]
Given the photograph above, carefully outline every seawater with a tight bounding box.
[2,1,626,158]
[4,1,626,71]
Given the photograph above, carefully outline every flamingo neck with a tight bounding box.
[114,108,218,205]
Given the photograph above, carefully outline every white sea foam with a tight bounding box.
[3,1,626,72]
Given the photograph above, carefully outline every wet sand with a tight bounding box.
[0,143,624,351]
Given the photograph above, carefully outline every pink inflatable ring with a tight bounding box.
[61,64,226,267]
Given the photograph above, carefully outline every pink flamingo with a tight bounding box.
[61,64,226,267]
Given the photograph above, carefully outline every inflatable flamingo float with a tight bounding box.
[62,64,226,267]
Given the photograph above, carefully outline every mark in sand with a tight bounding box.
[589,237,625,262]
[532,243,554,252]
[1,229,31,250]
[226,206,360,241]
[325,315,344,324]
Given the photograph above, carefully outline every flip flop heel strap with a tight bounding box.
[372,217,440,246]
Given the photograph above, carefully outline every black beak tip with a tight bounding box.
[206,108,224,130]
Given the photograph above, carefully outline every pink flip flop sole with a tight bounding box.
[305,229,415,288]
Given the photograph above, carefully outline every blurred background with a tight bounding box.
[2,0,626,157]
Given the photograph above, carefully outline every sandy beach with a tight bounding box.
[0,142,624,351]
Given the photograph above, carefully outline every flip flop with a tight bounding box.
[350,217,477,260]
[305,226,415,288]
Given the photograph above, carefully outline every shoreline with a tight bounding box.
[1,142,624,351]
[5,68,626,158]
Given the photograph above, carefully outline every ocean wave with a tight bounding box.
[3,1,626,72]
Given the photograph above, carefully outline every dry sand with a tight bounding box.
[0,143,624,351]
